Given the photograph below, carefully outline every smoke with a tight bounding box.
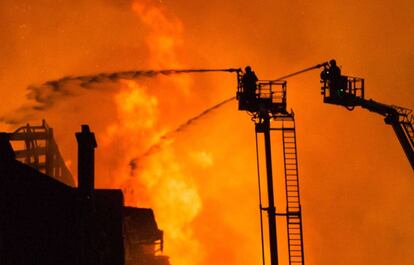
[1,1,413,265]
[0,68,238,125]
[129,96,235,169]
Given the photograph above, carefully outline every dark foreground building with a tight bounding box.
[0,124,169,265]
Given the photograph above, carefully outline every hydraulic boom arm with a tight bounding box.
[320,61,414,170]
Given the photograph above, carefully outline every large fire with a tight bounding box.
[103,1,219,265]
[0,1,413,265]
[104,79,204,265]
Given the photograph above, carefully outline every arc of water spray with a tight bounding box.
[129,96,236,170]
[0,68,241,125]
[128,62,330,168]
[46,68,241,89]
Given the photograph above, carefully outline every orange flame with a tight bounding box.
[101,1,208,265]
[1,1,413,265]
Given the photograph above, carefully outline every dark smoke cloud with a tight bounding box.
[129,96,235,170]
[0,68,239,125]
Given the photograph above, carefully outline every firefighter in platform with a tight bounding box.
[242,66,258,100]
[329,59,341,81]
[321,60,344,99]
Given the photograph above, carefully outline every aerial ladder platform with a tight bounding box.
[236,69,305,265]
[259,60,414,170]
[233,60,412,265]
[320,62,414,170]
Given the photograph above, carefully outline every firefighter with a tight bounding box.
[324,60,342,98]
[329,59,341,80]
[330,59,349,98]
[242,66,258,100]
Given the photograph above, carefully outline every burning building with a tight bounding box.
[0,121,169,265]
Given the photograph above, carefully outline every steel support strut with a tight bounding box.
[262,114,279,265]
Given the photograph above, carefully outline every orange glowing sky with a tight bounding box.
[0,1,413,265]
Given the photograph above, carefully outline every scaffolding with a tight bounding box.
[7,120,75,186]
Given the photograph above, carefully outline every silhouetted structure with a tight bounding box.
[124,207,169,265]
[237,68,306,265]
[6,120,75,186]
[0,124,170,265]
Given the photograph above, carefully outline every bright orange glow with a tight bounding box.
[104,2,206,265]
[103,79,204,265]
[0,1,413,265]
[115,81,158,130]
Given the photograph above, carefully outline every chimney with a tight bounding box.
[75,125,97,200]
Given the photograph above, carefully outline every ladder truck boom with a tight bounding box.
[236,67,307,265]
[320,61,414,170]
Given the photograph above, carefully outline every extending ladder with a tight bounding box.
[281,116,305,265]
